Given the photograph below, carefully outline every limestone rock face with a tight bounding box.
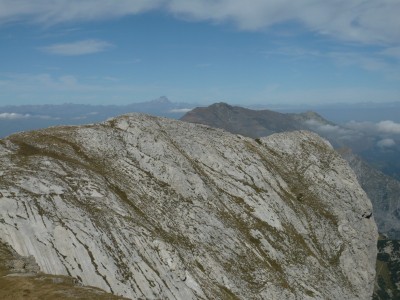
[0,114,377,299]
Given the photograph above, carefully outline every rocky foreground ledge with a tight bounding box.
[0,113,377,299]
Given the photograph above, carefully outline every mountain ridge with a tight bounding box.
[0,113,377,299]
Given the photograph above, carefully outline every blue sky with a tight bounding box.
[0,0,400,106]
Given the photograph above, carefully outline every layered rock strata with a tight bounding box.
[0,114,377,299]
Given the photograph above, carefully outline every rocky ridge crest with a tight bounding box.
[0,114,377,299]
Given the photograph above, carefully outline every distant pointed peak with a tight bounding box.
[297,110,331,124]
[302,111,322,118]
[150,96,171,104]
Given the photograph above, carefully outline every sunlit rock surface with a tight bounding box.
[0,114,377,299]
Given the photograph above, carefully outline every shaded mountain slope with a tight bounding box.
[373,237,400,300]
[181,102,307,138]
[0,114,377,299]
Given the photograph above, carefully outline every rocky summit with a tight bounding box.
[0,113,377,299]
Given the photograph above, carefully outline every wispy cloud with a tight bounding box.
[377,138,396,148]
[305,119,351,136]
[0,73,103,101]
[0,112,58,120]
[0,113,31,120]
[0,72,173,104]
[377,120,400,134]
[346,120,400,135]
[381,47,400,59]
[40,39,113,56]
[167,1,400,45]
[0,0,161,24]
[168,108,193,113]
[304,119,361,143]
[263,46,399,79]
[0,1,399,45]
[327,52,389,72]
[305,118,400,151]
[264,47,322,59]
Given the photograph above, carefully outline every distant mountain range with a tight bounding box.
[0,97,195,138]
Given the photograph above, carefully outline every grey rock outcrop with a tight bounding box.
[181,103,400,239]
[0,241,40,275]
[0,114,377,299]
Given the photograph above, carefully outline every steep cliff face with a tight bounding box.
[0,114,377,299]
[340,150,400,239]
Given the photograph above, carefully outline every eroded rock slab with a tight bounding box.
[0,114,377,299]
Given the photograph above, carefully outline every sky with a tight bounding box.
[0,0,400,106]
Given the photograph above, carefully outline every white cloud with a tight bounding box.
[0,1,399,45]
[0,0,161,24]
[40,39,113,56]
[305,119,360,142]
[0,112,30,119]
[0,112,58,120]
[377,120,400,134]
[168,108,193,113]
[346,121,376,133]
[166,1,400,45]
[306,119,400,149]
[345,120,400,136]
[377,138,396,148]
